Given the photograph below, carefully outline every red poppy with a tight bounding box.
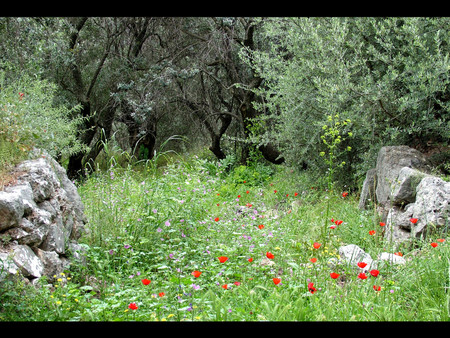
[159,292,165,297]
[330,225,336,229]
[234,281,241,286]
[274,190,277,193]
[258,224,265,229]
[369,230,376,236]
[273,278,281,285]
[218,256,228,263]
[128,302,138,310]
[308,282,317,294]
[313,242,321,249]
[266,252,274,259]
[379,222,386,227]
[373,285,381,291]
[370,269,379,277]
[294,192,298,197]
[330,218,335,223]
[248,257,253,263]
[357,262,367,268]
[246,190,249,194]
[431,242,438,248]
[192,271,202,278]
[335,220,343,225]
[342,192,348,197]
[437,238,445,243]
[410,218,418,224]
[330,272,340,279]
[358,273,367,280]
[246,203,253,208]
[141,278,151,285]
[238,195,241,198]
[394,252,403,256]
[214,217,220,222]
[222,284,228,289]
[310,258,317,263]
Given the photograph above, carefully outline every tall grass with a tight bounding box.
[0,153,448,321]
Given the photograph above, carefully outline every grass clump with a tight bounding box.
[1,153,448,322]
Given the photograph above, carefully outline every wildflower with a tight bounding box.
[246,203,253,208]
[274,190,277,193]
[238,195,241,198]
[266,252,274,259]
[313,242,321,249]
[379,222,386,227]
[192,284,200,290]
[246,190,249,194]
[273,278,281,285]
[165,220,171,226]
[310,258,317,263]
[218,256,228,263]
[159,292,165,297]
[369,230,376,236]
[258,224,265,230]
[357,262,367,269]
[394,252,403,256]
[370,269,379,277]
[192,271,202,278]
[222,284,228,289]
[358,273,367,280]
[342,192,348,197]
[410,218,418,224]
[437,238,445,243]
[128,303,138,310]
[431,242,438,248]
[294,192,298,196]
[335,220,343,225]
[141,278,151,285]
[157,228,162,233]
[330,225,336,229]
[234,281,241,286]
[308,282,317,294]
[373,285,381,291]
[330,273,340,279]
[248,257,253,263]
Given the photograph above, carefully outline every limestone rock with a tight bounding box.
[358,168,377,210]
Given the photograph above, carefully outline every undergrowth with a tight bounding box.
[0,154,448,322]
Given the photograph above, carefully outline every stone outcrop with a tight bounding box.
[0,149,87,284]
[359,145,449,243]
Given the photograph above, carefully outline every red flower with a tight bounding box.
[308,282,317,294]
[258,224,265,229]
[273,278,281,285]
[358,273,367,280]
[369,230,376,236]
[246,203,252,208]
[410,218,418,224]
[437,238,445,243]
[248,257,253,263]
[222,284,228,289]
[294,192,298,197]
[394,252,403,256]
[313,242,321,249]
[234,281,241,286]
[128,302,138,310]
[379,222,386,227]
[246,190,249,194]
[266,252,274,259]
[141,278,151,285]
[342,192,348,197]
[214,217,220,222]
[218,256,228,263]
[431,242,438,248]
[373,285,381,291]
[192,270,202,278]
[330,218,335,223]
[335,220,343,225]
[274,190,277,193]
[238,195,241,198]
[357,262,367,268]
[370,269,379,277]
[310,258,317,263]
[159,292,165,297]
[330,272,340,279]
[330,225,336,229]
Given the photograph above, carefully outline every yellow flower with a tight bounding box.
[60,272,65,276]
[274,247,281,250]
[167,314,175,318]
[56,301,62,305]
[195,316,201,320]
[75,299,79,302]
[57,278,62,282]
[161,318,167,322]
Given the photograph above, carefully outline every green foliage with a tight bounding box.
[0,72,88,165]
[242,17,450,189]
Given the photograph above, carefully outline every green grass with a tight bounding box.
[0,154,448,321]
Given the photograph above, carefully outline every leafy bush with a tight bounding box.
[0,71,87,168]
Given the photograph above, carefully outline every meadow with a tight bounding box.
[1,151,448,322]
